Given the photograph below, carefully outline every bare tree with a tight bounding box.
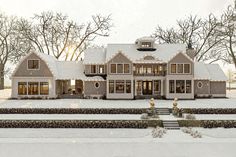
[0,12,32,89]
[219,3,236,69]
[19,12,112,61]
[153,15,224,63]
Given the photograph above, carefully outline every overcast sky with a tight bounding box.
[0,0,234,85]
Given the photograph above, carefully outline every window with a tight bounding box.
[137,65,143,74]
[28,82,39,95]
[184,64,190,73]
[176,80,185,93]
[124,64,130,73]
[28,60,39,70]
[141,42,151,48]
[171,64,176,73]
[177,64,183,73]
[136,81,142,94]
[197,81,203,88]
[186,80,191,93]
[126,80,131,93]
[94,82,100,88]
[109,80,114,93]
[111,64,116,73]
[169,80,175,93]
[143,65,152,74]
[153,65,159,74]
[115,80,124,93]
[40,82,49,95]
[98,65,105,74]
[91,65,96,74]
[18,82,27,95]
[117,64,123,73]
[154,80,160,93]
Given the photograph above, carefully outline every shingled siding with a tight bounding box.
[210,81,226,97]
[84,81,106,97]
[194,80,211,97]
[13,53,53,77]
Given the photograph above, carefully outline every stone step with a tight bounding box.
[162,120,180,130]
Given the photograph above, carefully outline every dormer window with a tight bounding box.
[28,60,39,70]
[141,42,152,48]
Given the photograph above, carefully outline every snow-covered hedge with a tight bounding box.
[182,108,236,114]
[152,127,167,138]
[178,120,236,128]
[0,108,147,114]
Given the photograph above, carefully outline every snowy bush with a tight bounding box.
[181,127,202,138]
[152,127,167,138]
[185,114,196,120]
[140,113,149,119]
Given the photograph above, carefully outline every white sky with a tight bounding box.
[0,0,234,86]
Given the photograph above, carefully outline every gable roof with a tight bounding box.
[194,62,227,81]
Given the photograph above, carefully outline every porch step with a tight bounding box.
[60,95,83,99]
[162,120,180,130]
[155,108,170,115]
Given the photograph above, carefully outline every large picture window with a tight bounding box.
[169,80,175,93]
[117,64,123,73]
[176,80,185,93]
[111,64,116,73]
[109,80,114,93]
[126,80,131,93]
[40,82,49,95]
[115,80,124,93]
[186,80,192,93]
[171,64,176,73]
[18,82,27,95]
[28,82,39,95]
[28,60,39,70]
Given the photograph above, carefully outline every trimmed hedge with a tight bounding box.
[0,108,148,114]
[0,120,163,128]
[182,108,236,114]
[178,120,236,128]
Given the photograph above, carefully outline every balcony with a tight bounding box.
[133,71,166,76]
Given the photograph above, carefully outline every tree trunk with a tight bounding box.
[0,64,4,90]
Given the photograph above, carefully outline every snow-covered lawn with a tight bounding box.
[0,128,235,157]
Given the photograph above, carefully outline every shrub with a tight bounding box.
[181,127,202,138]
[152,127,167,138]
[140,113,149,119]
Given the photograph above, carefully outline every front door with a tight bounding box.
[142,81,152,95]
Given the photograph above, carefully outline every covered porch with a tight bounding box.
[134,78,164,99]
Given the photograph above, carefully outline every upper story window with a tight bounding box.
[170,63,191,74]
[141,42,152,48]
[91,65,97,74]
[28,60,39,70]
[110,63,130,74]
[98,65,105,74]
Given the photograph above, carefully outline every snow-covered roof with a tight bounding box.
[83,48,106,65]
[135,36,155,42]
[194,62,227,81]
[106,43,186,63]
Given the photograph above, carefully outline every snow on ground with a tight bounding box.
[0,89,235,109]
[0,128,235,157]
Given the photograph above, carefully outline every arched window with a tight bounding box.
[143,56,155,60]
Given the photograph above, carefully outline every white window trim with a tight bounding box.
[27,59,40,70]
[98,65,105,74]
[170,63,191,74]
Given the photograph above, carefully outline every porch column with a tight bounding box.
[161,79,164,96]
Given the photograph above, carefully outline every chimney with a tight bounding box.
[186,42,195,60]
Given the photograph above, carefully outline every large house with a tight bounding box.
[11,37,227,99]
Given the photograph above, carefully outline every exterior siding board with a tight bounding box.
[194,80,210,97]
[84,81,106,97]
[210,81,226,97]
